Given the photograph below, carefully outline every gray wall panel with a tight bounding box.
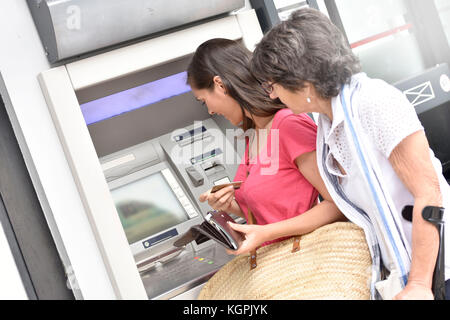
[0,95,74,300]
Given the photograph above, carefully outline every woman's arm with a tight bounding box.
[228,150,346,255]
[264,150,346,239]
[389,130,441,300]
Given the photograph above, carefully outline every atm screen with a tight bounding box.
[111,171,189,245]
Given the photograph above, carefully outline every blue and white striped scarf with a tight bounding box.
[316,80,412,299]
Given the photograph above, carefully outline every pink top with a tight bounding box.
[234,109,319,246]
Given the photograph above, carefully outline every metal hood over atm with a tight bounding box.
[27,0,245,63]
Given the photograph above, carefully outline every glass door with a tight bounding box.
[333,0,429,84]
[435,0,450,46]
[321,0,450,175]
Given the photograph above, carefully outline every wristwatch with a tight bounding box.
[401,205,445,224]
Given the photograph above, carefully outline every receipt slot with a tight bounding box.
[203,161,226,177]
[37,10,262,299]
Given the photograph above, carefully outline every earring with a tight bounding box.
[307,97,311,103]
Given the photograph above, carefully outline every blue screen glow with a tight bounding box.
[80,71,191,125]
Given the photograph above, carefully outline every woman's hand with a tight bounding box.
[225,222,269,255]
[393,281,434,300]
[199,186,235,212]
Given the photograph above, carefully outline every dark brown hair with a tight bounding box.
[187,38,284,130]
[251,8,361,98]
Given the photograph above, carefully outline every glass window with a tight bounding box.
[335,0,427,84]
[435,0,450,46]
[273,0,311,21]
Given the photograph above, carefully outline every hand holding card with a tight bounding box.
[210,181,243,193]
[199,181,242,213]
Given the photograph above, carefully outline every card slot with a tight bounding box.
[173,228,200,247]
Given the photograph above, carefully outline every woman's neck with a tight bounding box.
[312,95,333,122]
[252,114,275,130]
[304,83,333,121]
[248,114,275,161]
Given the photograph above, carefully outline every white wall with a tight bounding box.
[0,0,260,300]
[0,0,115,299]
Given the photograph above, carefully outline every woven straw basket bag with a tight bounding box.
[198,221,372,300]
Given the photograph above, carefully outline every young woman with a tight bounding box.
[187,38,346,256]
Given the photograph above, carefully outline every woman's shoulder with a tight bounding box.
[354,73,407,105]
[351,73,423,158]
[275,110,318,152]
[273,110,317,161]
[274,108,293,121]
[350,73,415,123]
[274,109,317,132]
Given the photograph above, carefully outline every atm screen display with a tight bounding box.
[111,171,189,245]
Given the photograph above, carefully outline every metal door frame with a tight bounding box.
[0,95,74,300]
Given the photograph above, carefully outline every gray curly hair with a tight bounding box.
[251,8,361,99]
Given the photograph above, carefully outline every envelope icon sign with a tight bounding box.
[403,81,435,107]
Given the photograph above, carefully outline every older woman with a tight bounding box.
[244,8,449,300]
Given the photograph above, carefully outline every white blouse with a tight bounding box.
[318,73,450,281]
[320,75,424,176]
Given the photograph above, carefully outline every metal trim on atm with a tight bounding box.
[27,0,245,63]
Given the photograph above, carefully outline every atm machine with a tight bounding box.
[98,112,244,299]
[34,2,263,299]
